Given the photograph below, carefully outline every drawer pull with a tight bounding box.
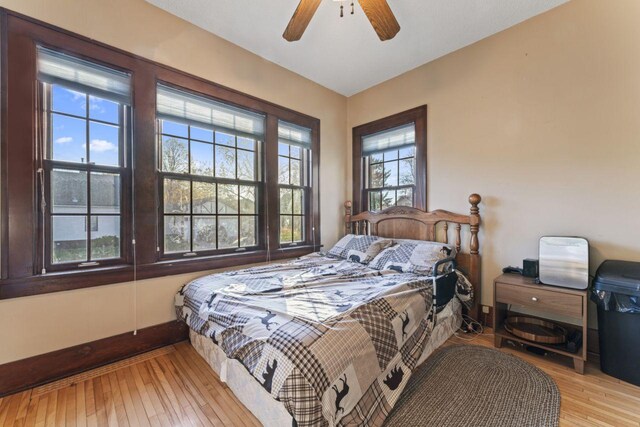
[531,297,539,302]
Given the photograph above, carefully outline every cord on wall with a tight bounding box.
[133,238,137,336]
[36,86,47,275]
[131,112,138,337]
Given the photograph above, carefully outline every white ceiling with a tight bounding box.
[146,0,568,96]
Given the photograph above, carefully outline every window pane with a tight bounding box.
[397,188,413,207]
[216,131,235,147]
[162,136,189,173]
[369,152,383,164]
[190,141,214,176]
[289,145,301,159]
[369,163,384,188]
[191,126,213,142]
[193,216,216,251]
[89,95,119,124]
[215,146,236,179]
[280,216,292,243]
[293,189,303,215]
[218,217,238,248]
[239,186,255,214]
[399,158,414,185]
[164,179,190,213]
[384,161,398,187]
[237,137,255,151]
[240,216,256,247]
[218,184,238,214]
[52,85,86,117]
[237,149,255,181]
[52,216,87,263]
[164,216,190,253]
[89,122,120,166]
[91,216,120,259]
[193,182,216,214]
[290,159,301,186]
[384,150,398,161]
[382,190,396,208]
[399,146,415,159]
[51,169,87,214]
[369,191,381,211]
[293,216,303,242]
[162,121,188,138]
[91,172,120,214]
[278,142,289,156]
[280,188,292,214]
[52,113,87,163]
[278,157,289,184]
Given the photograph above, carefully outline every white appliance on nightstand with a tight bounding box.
[539,236,589,289]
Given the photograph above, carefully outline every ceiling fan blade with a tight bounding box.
[283,0,322,42]
[358,0,401,41]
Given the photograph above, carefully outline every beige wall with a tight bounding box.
[347,0,640,327]
[2,0,638,364]
[0,0,348,364]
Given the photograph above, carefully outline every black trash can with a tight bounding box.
[591,260,640,386]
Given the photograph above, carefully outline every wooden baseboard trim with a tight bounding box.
[0,320,189,397]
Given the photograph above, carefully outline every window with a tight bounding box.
[278,121,312,245]
[363,124,416,210]
[352,106,427,213]
[38,46,131,271]
[156,84,264,257]
[1,13,320,299]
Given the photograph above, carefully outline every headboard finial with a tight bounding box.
[469,193,481,212]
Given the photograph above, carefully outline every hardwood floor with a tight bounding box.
[1,331,639,427]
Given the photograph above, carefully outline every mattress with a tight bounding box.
[190,297,462,427]
[175,253,473,426]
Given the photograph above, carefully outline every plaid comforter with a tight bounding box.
[175,253,470,427]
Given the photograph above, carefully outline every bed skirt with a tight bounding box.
[189,298,463,427]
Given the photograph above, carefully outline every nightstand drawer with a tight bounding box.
[495,282,583,318]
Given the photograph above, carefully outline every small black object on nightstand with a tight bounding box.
[523,258,539,278]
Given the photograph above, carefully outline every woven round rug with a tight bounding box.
[385,345,560,427]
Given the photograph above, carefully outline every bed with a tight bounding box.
[175,194,482,427]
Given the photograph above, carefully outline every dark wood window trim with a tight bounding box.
[351,106,427,214]
[0,9,321,300]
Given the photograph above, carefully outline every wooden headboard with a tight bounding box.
[344,194,482,320]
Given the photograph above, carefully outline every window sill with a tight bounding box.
[0,245,321,300]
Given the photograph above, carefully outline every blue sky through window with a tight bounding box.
[50,85,120,166]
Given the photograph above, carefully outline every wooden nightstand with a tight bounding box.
[493,273,588,374]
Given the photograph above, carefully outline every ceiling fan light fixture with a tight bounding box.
[284,0,400,42]
[333,0,354,18]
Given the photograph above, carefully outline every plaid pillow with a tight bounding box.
[327,234,393,264]
[368,241,457,275]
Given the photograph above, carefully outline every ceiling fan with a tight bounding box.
[283,0,401,42]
